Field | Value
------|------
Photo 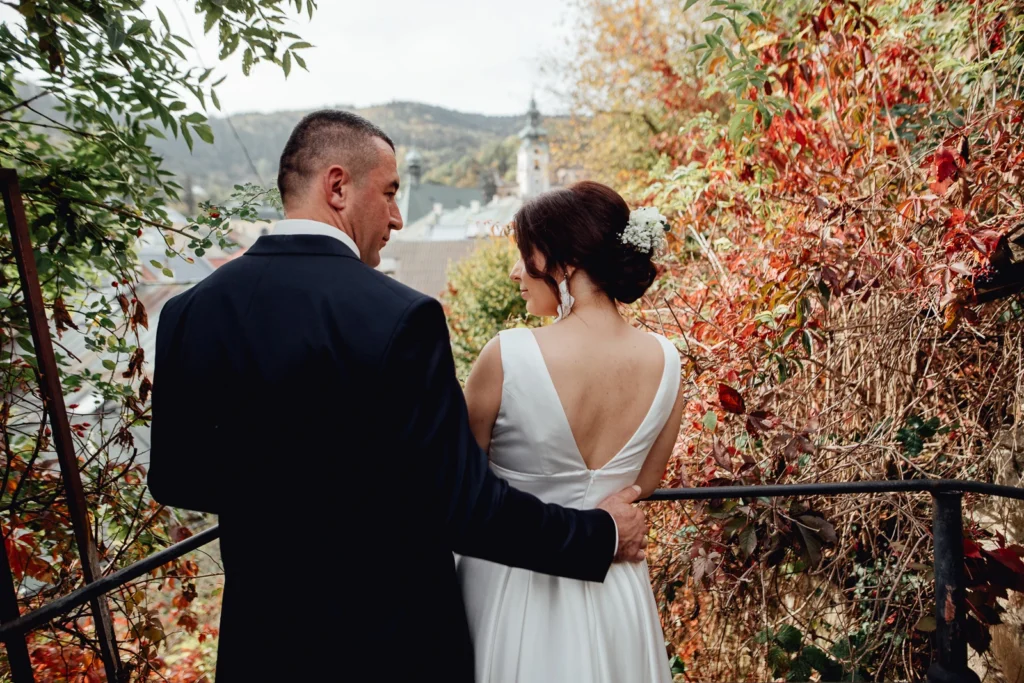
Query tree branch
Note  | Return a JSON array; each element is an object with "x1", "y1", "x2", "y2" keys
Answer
[{"x1": 0, "y1": 90, "x2": 52, "y2": 116}]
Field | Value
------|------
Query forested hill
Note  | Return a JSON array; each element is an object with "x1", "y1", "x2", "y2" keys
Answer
[{"x1": 148, "y1": 101, "x2": 527, "y2": 198}]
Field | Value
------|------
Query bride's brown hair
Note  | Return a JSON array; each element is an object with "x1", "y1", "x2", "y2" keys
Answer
[{"x1": 511, "y1": 181, "x2": 657, "y2": 304}]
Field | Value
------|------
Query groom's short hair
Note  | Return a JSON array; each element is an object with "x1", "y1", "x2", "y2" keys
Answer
[{"x1": 277, "y1": 110, "x2": 395, "y2": 205}]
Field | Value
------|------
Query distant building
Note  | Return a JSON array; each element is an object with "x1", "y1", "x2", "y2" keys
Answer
[
  {"x1": 381, "y1": 99, "x2": 560, "y2": 299},
  {"x1": 516, "y1": 98, "x2": 551, "y2": 199},
  {"x1": 396, "y1": 147, "x2": 486, "y2": 225}
]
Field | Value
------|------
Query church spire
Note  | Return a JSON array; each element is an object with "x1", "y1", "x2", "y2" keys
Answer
[
  {"x1": 516, "y1": 98, "x2": 550, "y2": 199},
  {"x1": 405, "y1": 147, "x2": 423, "y2": 187},
  {"x1": 518, "y1": 96, "x2": 547, "y2": 142}
]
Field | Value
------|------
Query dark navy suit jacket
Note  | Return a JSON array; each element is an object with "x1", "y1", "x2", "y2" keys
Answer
[{"x1": 149, "y1": 234, "x2": 615, "y2": 681}]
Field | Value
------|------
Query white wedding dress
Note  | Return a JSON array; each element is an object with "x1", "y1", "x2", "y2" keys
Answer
[{"x1": 458, "y1": 328, "x2": 680, "y2": 683}]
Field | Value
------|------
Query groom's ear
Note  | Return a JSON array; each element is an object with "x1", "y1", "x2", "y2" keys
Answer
[{"x1": 324, "y1": 164, "x2": 350, "y2": 211}]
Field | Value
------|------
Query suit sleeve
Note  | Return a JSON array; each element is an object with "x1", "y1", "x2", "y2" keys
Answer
[
  {"x1": 382, "y1": 297, "x2": 615, "y2": 582},
  {"x1": 148, "y1": 296, "x2": 223, "y2": 514}
]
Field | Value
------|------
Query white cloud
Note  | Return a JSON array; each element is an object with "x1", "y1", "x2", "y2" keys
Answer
[{"x1": 153, "y1": 0, "x2": 578, "y2": 116}]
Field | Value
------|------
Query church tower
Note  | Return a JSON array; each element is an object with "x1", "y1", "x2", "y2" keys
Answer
[
  {"x1": 516, "y1": 98, "x2": 550, "y2": 199},
  {"x1": 405, "y1": 147, "x2": 423, "y2": 187}
]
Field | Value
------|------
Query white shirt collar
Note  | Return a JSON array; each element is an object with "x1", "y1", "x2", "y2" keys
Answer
[{"x1": 271, "y1": 219, "x2": 360, "y2": 259}]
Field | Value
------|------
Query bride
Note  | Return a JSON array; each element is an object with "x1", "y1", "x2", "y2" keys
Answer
[{"x1": 459, "y1": 181, "x2": 685, "y2": 683}]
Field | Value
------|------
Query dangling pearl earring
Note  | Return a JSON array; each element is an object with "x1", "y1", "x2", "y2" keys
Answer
[{"x1": 556, "y1": 273, "x2": 574, "y2": 321}]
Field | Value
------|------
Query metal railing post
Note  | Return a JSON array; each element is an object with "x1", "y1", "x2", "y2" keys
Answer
[
  {"x1": 927, "y1": 492, "x2": 980, "y2": 683},
  {"x1": 0, "y1": 169, "x2": 122, "y2": 681},
  {"x1": 0, "y1": 521, "x2": 35, "y2": 682}
]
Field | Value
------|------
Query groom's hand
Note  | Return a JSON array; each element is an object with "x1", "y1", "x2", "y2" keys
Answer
[{"x1": 597, "y1": 485, "x2": 648, "y2": 563}]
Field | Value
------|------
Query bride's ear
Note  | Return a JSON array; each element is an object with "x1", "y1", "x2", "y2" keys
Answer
[{"x1": 564, "y1": 266, "x2": 576, "y2": 281}]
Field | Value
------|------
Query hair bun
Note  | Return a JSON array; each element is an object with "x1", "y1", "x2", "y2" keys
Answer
[{"x1": 603, "y1": 245, "x2": 657, "y2": 304}]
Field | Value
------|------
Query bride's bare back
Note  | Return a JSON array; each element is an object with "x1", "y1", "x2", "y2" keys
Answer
[
  {"x1": 531, "y1": 323, "x2": 665, "y2": 470},
  {"x1": 466, "y1": 314, "x2": 684, "y2": 497}
]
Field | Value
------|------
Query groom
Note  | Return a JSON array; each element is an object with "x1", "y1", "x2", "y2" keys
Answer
[{"x1": 148, "y1": 110, "x2": 647, "y2": 681}]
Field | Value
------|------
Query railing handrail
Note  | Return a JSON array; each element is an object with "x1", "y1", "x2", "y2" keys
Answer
[
  {"x1": 646, "y1": 478, "x2": 1024, "y2": 501},
  {"x1": 0, "y1": 525, "x2": 221, "y2": 641},
  {"x1": 0, "y1": 477, "x2": 1020, "y2": 644}
]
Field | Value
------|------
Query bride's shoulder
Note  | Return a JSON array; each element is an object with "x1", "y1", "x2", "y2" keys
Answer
[
  {"x1": 465, "y1": 335, "x2": 503, "y2": 401},
  {"x1": 640, "y1": 330, "x2": 681, "y2": 362},
  {"x1": 470, "y1": 328, "x2": 528, "y2": 379}
]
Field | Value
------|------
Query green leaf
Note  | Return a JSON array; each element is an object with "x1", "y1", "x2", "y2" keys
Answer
[
  {"x1": 106, "y1": 22, "x2": 127, "y2": 51},
  {"x1": 739, "y1": 524, "x2": 757, "y2": 559},
  {"x1": 193, "y1": 123, "x2": 215, "y2": 145},
  {"x1": 15, "y1": 336, "x2": 35, "y2": 354},
  {"x1": 801, "y1": 646, "x2": 839, "y2": 675},
  {"x1": 776, "y1": 624, "x2": 803, "y2": 652},
  {"x1": 0, "y1": 295, "x2": 12, "y2": 309},
  {"x1": 128, "y1": 19, "x2": 152, "y2": 36},
  {"x1": 289, "y1": 41, "x2": 314, "y2": 50},
  {"x1": 211, "y1": 89, "x2": 221, "y2": 111},
  {"x1": 283, "y1": 51, "x2": 292, "y2": 77},
  {"x1": 787, "y1": 657, "x2": 812, "y2": 682},
  {"x1": 767, "y1": 645, "x2": 791, "y2": 676},
  {"x1": 161, "y1": 267, "x2": 174, "y2": 278},
  {"x1": 830, "y1": 637, "x2": 852, "y2": 660},
  {"x1": 746, "y1": 10, "x2": 766, "y2": 25},
  {"x1": 914, "y1": 616, "x2": 937, "y2": 632},
  {"x1": 669, "y1": 655, "x2": 685, "y2": 675},
  {"x1": 702, "y1": 410, "x2": 718, "y2": 431},
  {"x1": 203, "y1": 7, "x2": 223, "y2": 35},
  {"x1": 157, "y1": 8, "x2": 170, "y2": 33},
  {"x1": 182, "y1": 125, "x2": 195, "y2": 152},
  {"x1": 102, "y1": 359, "x2": 116, "y2": 371}
]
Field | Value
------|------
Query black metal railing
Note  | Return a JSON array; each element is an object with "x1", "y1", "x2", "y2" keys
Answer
[
  {"x1": 0, "y1": 479, "x2": 1021, "y2": 682},
  {"x1": 2, "y1": 168, "x2": 1022, "y2": 681}
]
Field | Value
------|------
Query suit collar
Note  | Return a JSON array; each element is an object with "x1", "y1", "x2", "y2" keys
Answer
[
  {"x1": 272, "y1": 218, "x2": 360, "y2": 256},
  {"x1": 244, "y1": 234, "x2": 362, "y2": 260}
]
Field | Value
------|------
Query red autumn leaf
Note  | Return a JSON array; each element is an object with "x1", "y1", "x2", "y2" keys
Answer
[
  {"x1": 985, "y1": 547, "x2": 1024, "y2": 574},
  {"x1": 712, "y1": 439, "x2": 733, "y2": 473},
  {"x1": 131, "y1": 299, "x2": 149, "y2": 331},
  {"x1": 970, "y1": 230, "x2": 1006, "y2": 257},
  {"x1": 718, "y1": 384, "x2": 746, "y2": 414},
  {"x1": 896, "y1": 198, "x2": 916, "y2": 221},
  {"x1": 746, "y1": 410, "x2": 780, "y2": 436},
  {"x1": 946, "y1": 207, "x2": 967, "y2": 227},
  {"x1": 139, "y1": 376, "x2": 152, "y2": 403},
  {"x1": 963, "y1": 538, "x2": 983, "y2": 559},
  {"x1": 177, "y1": 612, "x2": 199, "y2": 634},
  {"x1": 934, "y1": 148, "x2": 958, "y2": 183},
  {"x1": 784, "y1": 434, "x2": 816, "y2": 459}
]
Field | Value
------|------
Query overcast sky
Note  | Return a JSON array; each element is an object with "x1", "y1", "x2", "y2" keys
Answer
[{"x1": 150, "y1": 0, "x2": 580, "y2": 117}]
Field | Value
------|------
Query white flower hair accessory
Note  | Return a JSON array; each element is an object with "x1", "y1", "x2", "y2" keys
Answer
[{"x1": 621, "y1": 206, "x2": 670, "y2": 255}]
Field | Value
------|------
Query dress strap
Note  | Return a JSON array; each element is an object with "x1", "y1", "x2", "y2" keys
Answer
[{"x1": 652, "y1": 334, "x2": 682, "y2": 423}]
